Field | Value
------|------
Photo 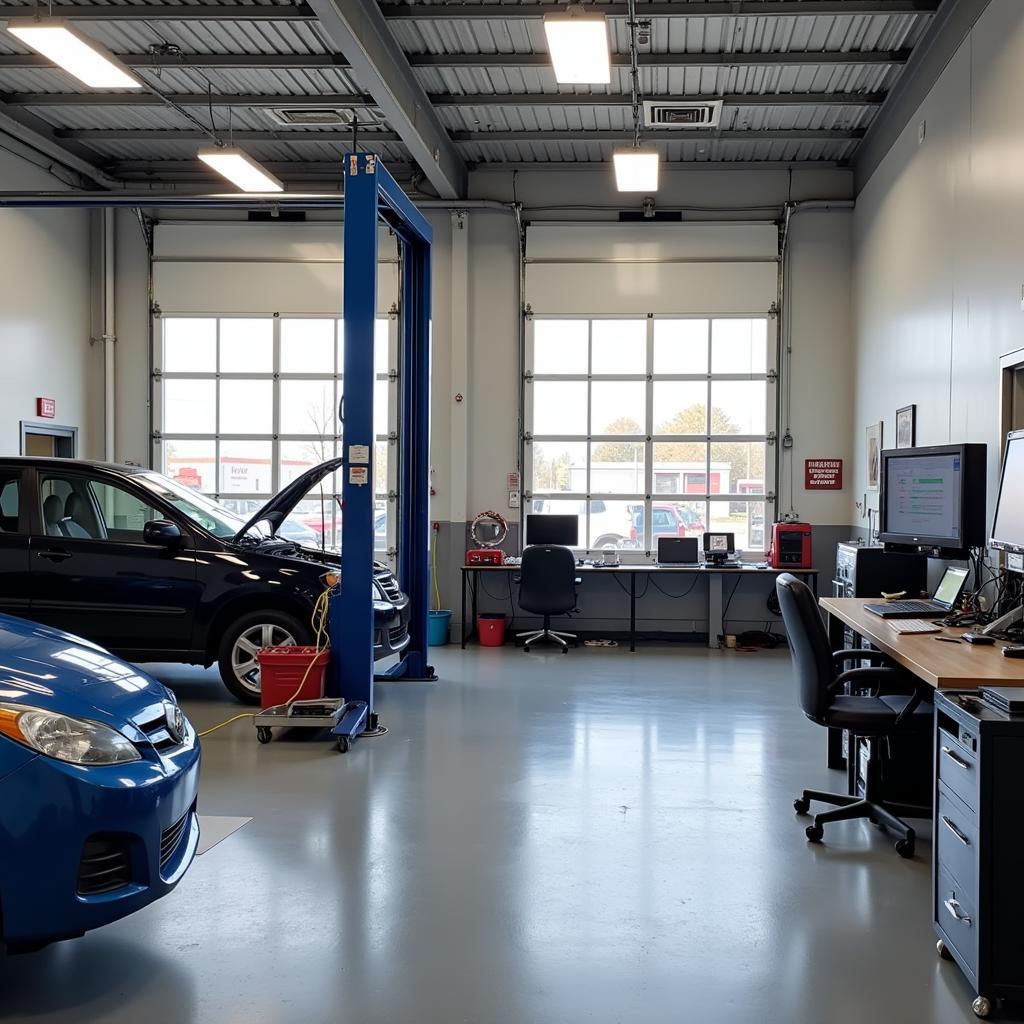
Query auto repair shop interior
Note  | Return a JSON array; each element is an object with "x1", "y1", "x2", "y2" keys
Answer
[{"x1": 6, "y1": 1, "x2": 1024, "y2": 1022}]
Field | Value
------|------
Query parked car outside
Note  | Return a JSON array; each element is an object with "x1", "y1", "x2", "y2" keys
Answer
[
  {"x1": 0, "y1": 613, "x2": 200, "y2": 953},
  {"x1": 0, "y1": 457, "x2": 410, "y2": 703},
  {"x1": 630, "y1": 504, "x2": 707, "y2": 546}
]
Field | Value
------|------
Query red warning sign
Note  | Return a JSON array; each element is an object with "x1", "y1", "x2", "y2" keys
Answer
[{"x1": 805, "y1": 459, "x2": 843, "y2": 490}]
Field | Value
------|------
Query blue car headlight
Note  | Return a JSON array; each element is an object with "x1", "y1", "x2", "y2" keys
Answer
[{"x1": 0, "y1": 703, "x2": 141, "y2": 766}]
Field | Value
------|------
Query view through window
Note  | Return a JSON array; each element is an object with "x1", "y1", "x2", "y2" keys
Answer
[{"x1": 526, "y1": 317, "x2": 773, "y2": 553}]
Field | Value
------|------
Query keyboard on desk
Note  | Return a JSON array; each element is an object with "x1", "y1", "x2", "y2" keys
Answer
[
  {"x1": 864, "y1": 599, "x2": 945, "y2": 618},
  {"x1": 890, "y1": 618, "x2": 944, "y2": 635}
]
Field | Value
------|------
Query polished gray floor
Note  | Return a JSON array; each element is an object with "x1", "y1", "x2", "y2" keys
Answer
[{"x1": 1, "y1": 646, "x2": 987, "y2": 1023}]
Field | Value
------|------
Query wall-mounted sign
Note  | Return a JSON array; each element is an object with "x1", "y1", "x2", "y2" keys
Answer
[
  {"x1": 805, "y1": 458, "x2": 843, "y2": 490},
  {"x1": 36, "y1": 397, "x2": 56, "y2": 419}
]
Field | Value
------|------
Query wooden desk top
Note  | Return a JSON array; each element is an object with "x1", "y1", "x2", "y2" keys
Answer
[{"x1": 819, "y1": 597, "x2": 1024, "y2": 690}]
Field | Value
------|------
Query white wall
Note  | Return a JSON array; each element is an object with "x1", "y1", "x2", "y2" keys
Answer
[
  {"x1": 853, "y1": 0, "x2": 1024, "y2": 529},
  {"x1": 0, "y1": 148, "x2": 97, "y2": 456}
]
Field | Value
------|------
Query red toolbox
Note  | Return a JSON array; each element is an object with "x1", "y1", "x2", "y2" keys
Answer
[{"x1": 257, "y1": 646, "x2": 330, "y2": 710}]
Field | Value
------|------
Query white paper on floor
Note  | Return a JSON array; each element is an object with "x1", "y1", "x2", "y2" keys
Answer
[{"x1": 196, "y1": 815, "x2": 252, "y2": 856}]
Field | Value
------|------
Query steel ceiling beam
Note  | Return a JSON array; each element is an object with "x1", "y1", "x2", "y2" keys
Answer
[
  {"x1": 380, "y1": 1, "x2": 940, "y2": 17},
  {"x1": 1, "y1": 92, "x2": 375, "y2": 108},
  {"x1": 58, "y1": 128, "x2": 403, "y2": 141},
  {"x1": 304, "y1": 0, "x2": 466, "y2": 197},
  {"x1": 0, "y1": 53, "x2": 353, "y2": 69},
  {"x1": 0, "y1": 2, "x2": 320, "y2": 19},
  {"x1": 408, "y1": 50, "x2": 912, "y2": 68}
]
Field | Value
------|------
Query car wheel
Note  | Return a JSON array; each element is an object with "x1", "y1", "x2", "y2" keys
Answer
[
  {"x1": 593, "y1": 534, "x2": 623, "y2": 549},
  {"x1": 217, "y1": 610, "x2": 311, "y2": 705}
]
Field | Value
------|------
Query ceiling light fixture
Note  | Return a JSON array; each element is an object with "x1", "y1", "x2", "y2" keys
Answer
[
  {"x1": 6, "y1": 18, "x2": 141, "y2": 89},
  {"x1": 613, "y1": 0, "x2": 659, "y2": 194},
  {"x1": 543, "y1": 3, "x2": 610, "y2": 85},
  {"x1": 197, "y1": 146, "x2": 284, "y2": 193}
]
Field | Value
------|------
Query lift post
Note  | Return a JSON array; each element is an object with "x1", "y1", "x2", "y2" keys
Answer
[{"x1": 327, "y1": 153, "x2": 434, "y2": 735}]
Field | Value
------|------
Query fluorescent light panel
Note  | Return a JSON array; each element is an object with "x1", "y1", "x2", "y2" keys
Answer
[
  {"x1": 6, "y1": 19, "x2": 140, "y2": 89},
  {"x1": 197, "y1": 147, "x2": 284, "y2": 193},
  {"x1": 543, "y1": 5, "x2": 609, "y2": 85},
  {"x1": 613, "y1": 149, "x2": 659, "y2": 192}
]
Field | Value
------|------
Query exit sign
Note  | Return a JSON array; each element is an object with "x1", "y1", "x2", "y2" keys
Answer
[{"x1": 36, "y1": 397, "x2": 56, "y2": 419}]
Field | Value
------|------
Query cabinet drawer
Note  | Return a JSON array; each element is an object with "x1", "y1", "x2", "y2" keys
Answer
[
  {"x1": 936, "y1": 865, "x2": 979, "y2": 979},
  {"x1": 937, "y1": 735, "x2": 979, "y2": 812},
  {"x1": 936, "y1": 787, "x2": 978, "y2": 899}
]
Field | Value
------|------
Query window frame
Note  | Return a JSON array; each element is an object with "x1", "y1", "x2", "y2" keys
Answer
[{"x1": 524, "y1": 313, "x2": 776, "y2": 560}]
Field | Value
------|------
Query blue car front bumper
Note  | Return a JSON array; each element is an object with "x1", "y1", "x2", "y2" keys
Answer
[{"x1": 0, "y1": 736, "x2": 201, "y2": 947}]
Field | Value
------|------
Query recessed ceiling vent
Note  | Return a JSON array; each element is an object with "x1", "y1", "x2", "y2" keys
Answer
[
  {"x1": 267, "y1": 107, "x2": 365, "y2": 127},
  {"x1": 643, "y1": 99, "x2": 723, "y2": 128}
]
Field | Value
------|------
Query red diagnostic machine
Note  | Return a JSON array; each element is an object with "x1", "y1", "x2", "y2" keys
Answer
[{"x1": 770, "y1": 522, "x2": 813, "y2": 570}]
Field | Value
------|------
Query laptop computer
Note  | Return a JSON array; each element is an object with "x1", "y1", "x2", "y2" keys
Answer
[
  {"x1": 657, "y1": 536, "x2": 699, "y2": 566},
  {"x1": 864, "y1": 566, "x2": 969, "y2": 619}
]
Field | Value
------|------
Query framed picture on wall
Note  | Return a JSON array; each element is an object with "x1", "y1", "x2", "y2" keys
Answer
[
  {"x1": 896, "y1": 405, "x2": 916, "y2": 449},
  {"x1": 866, "y1": 422, "x2": 883, "y2": 491}
]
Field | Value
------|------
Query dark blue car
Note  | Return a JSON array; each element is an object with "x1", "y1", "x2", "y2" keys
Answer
[{"x1": 0, "y1": 614, "x2": 200, "y2": 953}]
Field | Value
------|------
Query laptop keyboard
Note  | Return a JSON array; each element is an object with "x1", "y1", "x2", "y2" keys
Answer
[{"x1": 880, "y1": 600, "x2": 939, "y2": 614}]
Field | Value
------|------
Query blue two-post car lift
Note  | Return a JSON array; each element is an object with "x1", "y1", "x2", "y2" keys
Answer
[{"x1": 326, "y1": 153, "x2": 436, "y2": 750}]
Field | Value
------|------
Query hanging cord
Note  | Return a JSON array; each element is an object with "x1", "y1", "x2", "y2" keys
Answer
[
  {"x1": 627, "y1": 0, "x2": 643, "y2": 151},
  {"x1": 431, "y1": 531, "x2": 442, "y2": 611}
]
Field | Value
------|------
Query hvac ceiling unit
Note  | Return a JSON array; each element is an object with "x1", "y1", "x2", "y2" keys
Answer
[
  {"x1": 643, "y1": 99, "x2": 723, "y2": 128},
  {"x1": 267, "y1": 107, "x2": 375, "y2": 127}
]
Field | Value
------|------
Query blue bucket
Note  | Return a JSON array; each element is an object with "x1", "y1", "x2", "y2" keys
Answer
[{"x1": 427, "y1": 609, "x2": 452, "y2": 647}]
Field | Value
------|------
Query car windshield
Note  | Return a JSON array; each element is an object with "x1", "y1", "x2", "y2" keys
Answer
[{"x1": 134, "y1": 472, "x2": 266, "y2": 540}]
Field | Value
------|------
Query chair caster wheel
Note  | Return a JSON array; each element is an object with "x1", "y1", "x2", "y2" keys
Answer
[
  {"x1": 937, "y1": 940, "x2": 954, "y2": 961},
  {"x1": 805, "y1": 823, "x2": 824, "y2": 844},
  {"x1": 794, "y1": 797, "x2": 810, "y2": 815},
  {"x1": 561, "y1": 648, "x2": 568, "y2": 654},
  {"x1": 972, "y1": 996, "x2": 992, "y2": 1019},
  {"x1": 895, "y1": 838, "x2": 915, "y2": 859},
  {"x1": 256, "y1": 727, "x2": 272, "y2": 745},
  {"x1": 335, "y1": 736, "x2": 350, "y2": 753}
]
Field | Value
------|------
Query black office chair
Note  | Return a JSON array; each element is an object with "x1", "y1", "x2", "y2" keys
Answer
[
  {"x1": 776, "y1": 573, "x2": 933, "y2": 858},
  {"x1": 515, "y1": 544, "x2": 580, "y2": 653}
]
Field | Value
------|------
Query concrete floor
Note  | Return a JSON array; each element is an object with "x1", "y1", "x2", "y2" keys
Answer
[{"x1": 0, "y1": 645, "x2": 990, "y2": 1023}]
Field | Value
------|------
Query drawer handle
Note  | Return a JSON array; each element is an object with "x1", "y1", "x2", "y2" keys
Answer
[
  {"x1": 941, "y1": 746, "x2": 971, "y2": 771},
  {"x1": 944, "y1": 898, "x2": 973, "y2": 927},
  {"x1": 942, "y1": 815, "x2": 971, "y2": 847}
]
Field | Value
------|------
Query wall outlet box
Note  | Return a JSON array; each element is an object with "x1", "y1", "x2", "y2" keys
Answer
[{"x1": 508, "y1": 490, "x2": 520, "y2": 509}]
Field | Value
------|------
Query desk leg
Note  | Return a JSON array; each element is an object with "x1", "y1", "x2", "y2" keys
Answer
[
  {"x1": 470, "y1": 571, "x2": 479, "y2": 645},
  {"x1": 461, "y1": 570, "x2": 468, "y2": 649},
  {"x1": 630, "y1": 574, "x2": 636, "y2": 653},
  {"x1": 826, "y1": 607, "x2": 846, "y2": 771},
  {"x1": 708, "y1": 573, "x2": 723, "y2": 650}
]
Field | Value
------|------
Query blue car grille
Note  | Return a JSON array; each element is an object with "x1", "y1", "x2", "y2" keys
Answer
[
  {"x1": 78, "y1": 834, "x2": 132, "y2": 896},
  {"x1": 160, "y1": 810, "x2": 190, "y2": 870},
  {"x1": 135, "y1": 708, "x2": 182, "y2": 752}
]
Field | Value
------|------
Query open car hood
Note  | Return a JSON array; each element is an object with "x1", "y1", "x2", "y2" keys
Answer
[{"x1": 233, "y1": 457, "x2": 345, "y2": 542}]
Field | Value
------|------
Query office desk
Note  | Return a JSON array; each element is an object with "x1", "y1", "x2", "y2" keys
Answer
[{"x1": 461, "y1": 564, "x2": 818, "y2": 652}]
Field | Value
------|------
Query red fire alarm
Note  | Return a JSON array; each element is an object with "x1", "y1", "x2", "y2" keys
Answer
[{"x1": 36, "y1": 397, "x2": 56, "y2": 419}]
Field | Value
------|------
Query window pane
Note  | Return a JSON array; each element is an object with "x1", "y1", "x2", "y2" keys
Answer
[
  {"x1": 711, "y1": 319, "x2": 767, "y2": 375},
  {"x1": 280, "y1": 380, "x2": 337, "y2": 435},
  {"x1": 375, "y1": 319, "x2": 389, "y2": 376},
  {"x1": 0, "y1": 472, "x2": 19, "y2": 532},
  {"x1": 375, "y1": 443, "x2": 388, "y2": 497},
  {"x1": 526, "y1": 499, "x2": 583, "y2": 546},
  {"x1": 653, "y1": 442, "x2": 709, "y2": 495},
  {"x1": 164, "y1": 379, "x2": 215, "y2": 434},
  {"x1": 591, "y1": 320, "x2": 646, "y2": 374},
  {"x1": 531, "y1": 440, "x2": 586, "y2": 493},
  {"x1": 164, "y1": 440, "x2": 216, "y2": 493},
  {"x1": 590, "y1": 442, "x2": 644, "y2": 493},
  {"x1": 589, "y1": 499, "x2": 637, "y2": 550},
  {"x1": 287, "y1": 496, "x2": 340, "y2": 552},
  {"x1": 374, "y1": 503, "x2": 388, "y2": 552},
  {"x1": 711, "y1": 381, "x2": 766, "y2": 435},
  {"x1": 591, "y1": 381, "x2": 644, "y2": 433},
  {"x1": 375, "y1": 379, "x2": 388, "y2": 436},
  {"x1": 164, "y1": 318, "x2": 215, "y2": 373},
  {"x1": 653, "y1": 319, "x2": 708, "y2": 374},
  {"x1": 652, "y1": 382, "x2": 707, "y2": 434},
  {"x1": 219, "y1": 440, "x2": 273, "y2": 494},
  {"x1": 279, "y1": 439, "x2": 334, "y2": 487},
  {"x1": 86, "y1": 479, "x2": 162, "y2": 543},
  {"x1": 709, "y1": 500, "x2": 766, "y2": 552},
  {"x1": 220, "y1": 380, "x2": 273, "y2": 434},
  {"x1": 533, "y1": 381, "x2": 588, "y2": 435},
  {"x1": 220, "y1": 318, "x2": 272, "y2": 373},
  {"x1": 633, "y1": 500, "x2": 707, "y2": 549},
  {"x1": 533, "y1": 319, "x2": 588, "y2": 374},
  {"x1": 710, "y1": 442, "x2": 766, "y2": 496},
  {"x1": 282, "y1": 318, "x2": 334, "y2": 373}
]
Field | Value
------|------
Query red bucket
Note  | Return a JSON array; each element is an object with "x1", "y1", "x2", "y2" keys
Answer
[
  {"x1": 478, "y1": 613, "x2": 507, "y2": 647},
  {"x1": 257, "y1": 646, "x2": 330, "y2": 709}
]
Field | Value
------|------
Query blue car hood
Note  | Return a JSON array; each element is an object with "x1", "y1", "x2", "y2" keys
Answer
[{"x1": 0, "y1": 614, "x2": 172, "y2": 730}]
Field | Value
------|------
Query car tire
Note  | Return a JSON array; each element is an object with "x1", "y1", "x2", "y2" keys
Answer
[
  {"x1": 217, "y1": 609, "x2": 312, "y2": 705},
  {"x1": 593, "y1": 534, "x2": 623, "y2": 548}
]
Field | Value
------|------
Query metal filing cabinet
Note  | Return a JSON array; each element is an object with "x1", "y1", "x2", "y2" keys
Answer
[{"x1": 933, "y1": 691, "x2": 1024, "y2": 1019}]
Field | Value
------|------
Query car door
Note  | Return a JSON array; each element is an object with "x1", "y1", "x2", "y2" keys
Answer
[
  {"x1": 0, "y1": 467, "x2": 31, "y2": 618},
  {"x1": 652, "y1": 508, "x2": 674, "y2": 539},
  {"x1": 29, "y1": 469, "x2": 200, "y2": 658}
]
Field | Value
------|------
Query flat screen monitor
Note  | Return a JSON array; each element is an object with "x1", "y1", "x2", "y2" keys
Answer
[
  {"x1": 703, "y1": 532, "x2": 735, "y2": 555},
  {"x1": 991, "y1": 430, "x2": 1024, "y2": 554},
  {"x1": 657, "y1": 536, "x2": 699, "y2": 565},
  {"x1": 526, "y1": 513, "x2": 578, "y2": 547},
  {"x1": 879, "y1": 444, "x2": 986, "y2": 556}
]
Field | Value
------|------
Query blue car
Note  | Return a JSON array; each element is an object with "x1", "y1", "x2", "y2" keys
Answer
[{"x1": 0, "y1": 614, "x2": 201, "y2": 952}]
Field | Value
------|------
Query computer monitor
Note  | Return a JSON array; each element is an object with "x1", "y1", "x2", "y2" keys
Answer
[
  {"x1": 990, "y1": 430, "x2": 1024, "y2": 557},
  {"x1": 878, "y1": 444, "x2": 986, "y2": 557},
  {"x1": 657, "y1": 536, "x2": 699, "y2": 565},
  {"x1": 703, "y1": 532, "x2": 735, "y2": 555},
  {"x1": 526, "y1": 513, "x2": 578, "y2": 547}
]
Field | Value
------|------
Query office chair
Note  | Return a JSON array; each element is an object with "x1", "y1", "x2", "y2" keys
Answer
[
  {"x1": 515, "y1": 544, "x2": 580, "y2": 653},
  {"x1": 776, "y1": 573, "x2": 933, "y2": 858}
]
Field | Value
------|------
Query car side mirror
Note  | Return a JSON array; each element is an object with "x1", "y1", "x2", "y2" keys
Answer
[{"x1": 143, "y1": 519, "x2": 182, "y2": 547}]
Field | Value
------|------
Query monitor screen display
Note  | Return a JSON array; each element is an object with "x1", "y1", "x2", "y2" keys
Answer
[
  {"x1": 992, "y1": 433, "x2": 1024, "y2": 551},
  {"x1": 883, "y1": 452, "x2": 963, "y2": 544},
  {"x1": 934, "y1": 567, "x2": 969, "y2": 607},
  {"x1": 704, "y1": 532, "x2": 734, "y2": 553},
  {"x1": 526, "y1": 513, "x2": 579, "y2": 547}
]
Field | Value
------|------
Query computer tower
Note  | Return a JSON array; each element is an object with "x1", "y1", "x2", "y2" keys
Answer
[{"x1": 834, "y1": 542, "x2": 927, "y2": 600}]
